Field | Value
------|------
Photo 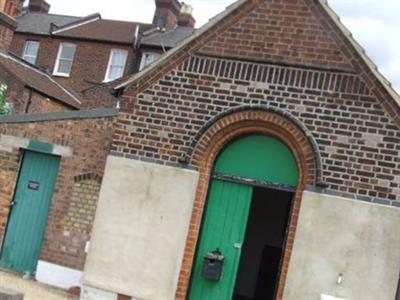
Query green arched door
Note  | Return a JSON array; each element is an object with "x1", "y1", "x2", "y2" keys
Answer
[{"x1": 188, "y1": 135, "x2": 298, "y2": 300}]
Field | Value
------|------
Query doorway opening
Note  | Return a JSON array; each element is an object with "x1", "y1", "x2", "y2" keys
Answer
[
  {"x1": 187, "y1": 134, "x2": 299, "y2": 300},
  {"x1": 233, "y1": 187, "x2": 293, "y2": 300}
]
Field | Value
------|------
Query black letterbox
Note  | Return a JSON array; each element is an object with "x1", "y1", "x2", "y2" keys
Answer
[{"x1": 202, "y1": 249, "x2": 224, "y2": 281}]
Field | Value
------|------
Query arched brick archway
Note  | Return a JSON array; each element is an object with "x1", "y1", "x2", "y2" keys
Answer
[{"x1": 175, "y1": 108, "x2": 322, "y2": 300}]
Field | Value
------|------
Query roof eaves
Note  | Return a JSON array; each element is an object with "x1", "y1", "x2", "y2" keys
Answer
[
  {"x1": 319, "y1": 0, "x2": 400, "y2": 107},
  {"x1": 51, "y1": 13, "x2": 101, "y2": 34},
  {"x1": 0, "y1": 51, "x2": 82, "y2": 107},
  {"x1": 114, "y1": 0, "x2": 247, "y2": 90}
]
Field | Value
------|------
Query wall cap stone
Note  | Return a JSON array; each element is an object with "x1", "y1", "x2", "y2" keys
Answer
[{"x1": 0, "y1": 108, "x2": 118, "y2": 124}]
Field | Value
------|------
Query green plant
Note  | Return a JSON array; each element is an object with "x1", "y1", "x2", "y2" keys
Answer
[{"x1": 0, "y1": 82, "x2": 9, "y2": 114}]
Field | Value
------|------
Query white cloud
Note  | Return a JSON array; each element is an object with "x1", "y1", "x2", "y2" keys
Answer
[{"x1": 341, "y1": 17, "x2": 400, "y2": 90}]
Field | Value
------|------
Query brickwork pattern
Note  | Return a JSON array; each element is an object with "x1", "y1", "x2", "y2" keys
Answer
[
  {"x1": 27, "y1": 91, "x2": 70, "y2": 114},
  {"x1": 64, "y1": 177, "x2": 100, "y2": 235},
  {"x1": 115, "y1": 55, "x2": 400, "y2": 204},
  {"x1": 0, "y1": 23, "x2": 13, "y2": 49},
  {"x1": 0, "y1": 116, "x2": 115, "y2": 270},
  {"x1": 60, "y1": 177, "x2": 100, "y2": 268},
  {"x1": 0, "y1": 148, "x2": 19, "y2": 246},
  {"x1": 200, "y1": 0, "x2": 354, "y2": 70},
  {"x1": 111, "y1": 0, "x2": 400, "y2": 298},
  {"x1": 174, "y1": 110, "x2": 316, "y2": 300},
  {"x1": 115, "y1": 55, "x2": 400, "y2": 299}
]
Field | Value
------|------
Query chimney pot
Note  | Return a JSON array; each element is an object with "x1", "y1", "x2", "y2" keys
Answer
[
  {"x1": 180, "y1": 3, "x2": 193, "y2": 15},
  {"x1": 153, "y1": 0, "x2": 182, "y2": 30},
  {"x1": 177, "y1": 3, "x2": 195, "y2": 28},
  {"x1": 28, "y1": 0, "x2": 50, "y2": 13}
]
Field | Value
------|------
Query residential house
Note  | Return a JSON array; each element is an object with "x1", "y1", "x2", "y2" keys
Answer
[
  {"x1": 8, "y1": 0, "x2": 195, "y2": 110},
  {"x1": 0, "y1": 0, "x2": 195, "y2": 293}
]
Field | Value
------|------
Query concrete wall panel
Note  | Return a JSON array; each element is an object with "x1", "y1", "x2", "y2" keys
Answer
[
  {"x1": 82, "y1": 156, "x2": 199, "y2": 300},
  {"x1": 284, "y1": 191, "x2": 400, "y2": 300}
]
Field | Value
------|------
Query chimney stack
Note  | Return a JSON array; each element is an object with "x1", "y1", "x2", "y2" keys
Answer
[
  {"x1": 177, "y1": 3, "x2": 195, "y2": 28},
  {"x1": 153, "y1": 0, "x2": 181, "y2": 30},
  {"x1": 1, "y1": 0, "x2": 23, "y2": 16},
  {"x1": 28, "y1": 0, "x2": 50, "y2": 13},
  {"x1": 0, "y1": 0, "x2": 18, "y2": 50}
]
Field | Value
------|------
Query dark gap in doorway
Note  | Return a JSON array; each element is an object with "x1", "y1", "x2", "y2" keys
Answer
[{"x1": 233, "y1": 187, "x2": 293, "y2": 300}]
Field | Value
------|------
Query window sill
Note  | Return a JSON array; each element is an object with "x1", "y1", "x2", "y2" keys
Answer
[
  {"x1": 103, "y1": 77, "x2": 123, "y2": 83},
  {"x1": 52, "y1": 73, "x2": 71, "y2": 78}
]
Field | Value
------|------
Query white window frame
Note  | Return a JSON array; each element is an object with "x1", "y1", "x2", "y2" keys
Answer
[
  {"x1": 22, "y1": 40, "x2": 40, "y2": 65},
  {"x1": 139, "y1": 52, "x2": 161, "y2": 71},
  {"x1": 104, "y1": 49, "x2": 128, "y2": 82},
  {"x1": 53, "y1": 43, "x2": 76, "y2": 77}
]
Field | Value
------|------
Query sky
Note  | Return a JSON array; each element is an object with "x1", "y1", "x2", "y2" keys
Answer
[{"x1": 44, "y1": 0, "x2": 400, "y2": 93}]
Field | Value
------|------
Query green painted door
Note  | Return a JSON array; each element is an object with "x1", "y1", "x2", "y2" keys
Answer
[
  {"x1": 188, "y1": 180, "x2": 253, "y2": 300},
  {"x1": 188, "y1": 135, "x2": 299, "y2": 299},
  {"x1": 0, "y1": 150, "x2": 60, "y2": 273}
]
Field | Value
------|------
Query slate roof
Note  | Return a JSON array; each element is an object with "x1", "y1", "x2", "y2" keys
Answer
[
  {"x1": 15, "y1": 12, "x2": 153, "y2": 44},
  {"x1": 141, "y1": 26, "x2": 195, "y2": 48},
  {"x1": 16, "y1": 12, "x2": 80, "y2": 35},
  {"x1": 55, "y1": 19, "x2": 153, "y2": 44},
  {"x1": 0, "y1": 51, "x2": 82, "y2": 109}
]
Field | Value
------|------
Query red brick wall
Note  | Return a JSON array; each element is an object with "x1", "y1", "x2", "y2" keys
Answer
[
  {"x1": 115, "y1": 55, "x2": 400, "y2": 204},
  {"x1": 112, "y1": 1, "x2": 400, "y2": 297},
  {"x1": 0, "y1": 68, "x2": 71, "y2": 113},
  {"x1": 0, "y1": 115, "x2": 115, "y2": 269},
  {"x1": 27, "y1": 91, "x2": 70, "y2": 114},
  {"x1": 199, "y1": 0, "x2": 353, "y2": 70},
  {"x1": 0, "y1": 148, "x2": 19, "y2": 245},
  {"x1": 0, "y1": 24, "x2": 12, "y2": 49},
  {"x1": 10, "y1": 34, "x2": 136, "y2": 93},
  {"x1": 114, "y1": 54, "x2": 400, "y2": 299},
  {"x1": 0, "y1": 12, "x2": 15, "y2": 50}
]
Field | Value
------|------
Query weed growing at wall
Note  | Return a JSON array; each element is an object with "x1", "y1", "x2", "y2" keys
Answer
[{"x1": 0, "y1": 83, "x2": 10, "y2": 114}]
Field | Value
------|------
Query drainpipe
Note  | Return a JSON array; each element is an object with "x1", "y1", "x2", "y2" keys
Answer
[{"x1": 24, "y1": 87, "x2": 33, "y2": 113}]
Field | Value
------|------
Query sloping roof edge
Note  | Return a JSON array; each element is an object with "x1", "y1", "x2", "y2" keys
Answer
[
  {"x1": 115, "y1": 0, "x2": 400, "y2": 109},
  {"x1": 0, "y1": 51, "x2": 82, "y2": 107},
  {"x1": 319, "y1": 0, "x2": 400, "y2": 106},
  {"x1": 51, "y1": 13, "x2": 101, "y2": 34},
  {"x1": 114, "y1": 0, "x2": 247, "y2": 90}
]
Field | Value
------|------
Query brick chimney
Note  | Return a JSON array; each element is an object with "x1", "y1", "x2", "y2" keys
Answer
[
  {"x1": 177, "y1": 3, "x2": 195, "y2": 28},
  {"x1": 0, "y1": 1, "x2": 17, "y2": 50},
  {"x1": 153, "y1": 0, "x2": 182, "y2": 30},
  {"x1": 28, "y1": 0, "x2": 50, "y2": 13},
  {"x1": 1, "y1": 0, "x2": 23, "y2": 16}
]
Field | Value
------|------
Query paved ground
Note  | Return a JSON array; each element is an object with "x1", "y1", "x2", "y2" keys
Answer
[{"x1": 0, "y1": 270, "x2": 77, "y2": 300}]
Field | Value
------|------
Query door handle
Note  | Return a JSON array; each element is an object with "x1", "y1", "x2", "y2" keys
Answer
[{"x1": 233, "y1": 243, "x2": 242, "y2": 249}]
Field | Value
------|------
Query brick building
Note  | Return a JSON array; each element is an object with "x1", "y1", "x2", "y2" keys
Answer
[
  {"x1": 8, "y1": 0, "x2": 195, "y2": 108},
  {"x1": 0, "y1": 0, "x2": 197, "y2": 293},
  {"x1": 80, "y1": 1, "x2": 400, "y2": 300},
  {"x1": 0, "y1": 0, "x2": 399, "y2": 300}
]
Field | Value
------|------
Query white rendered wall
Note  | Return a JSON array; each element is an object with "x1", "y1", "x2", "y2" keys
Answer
[
  {"x1": 283, "y1": 191, "x2": 400, "y2": 300},
  {"x1": 82, "y1": 156, "x2": 199, "y2": 300}
]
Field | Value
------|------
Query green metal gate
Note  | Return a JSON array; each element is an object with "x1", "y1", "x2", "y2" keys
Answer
[
  {"x1": 0, "y1": 150, "x2": 60, "y2": 274},
  {"x1": 188, "y1": 135, "x2": 298, "y2": 300}
]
